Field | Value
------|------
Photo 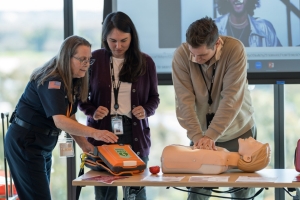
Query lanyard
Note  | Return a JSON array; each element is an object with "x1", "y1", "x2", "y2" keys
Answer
[
  {"x1": 110, "y1": 57, "x2": 121, "y2": 111},
  {"x1": 198, "y1": 62, "x2": 217, "y2": 109},
  {"x1": 66, "y1": 103, "x2": 72, "y2": 118}
]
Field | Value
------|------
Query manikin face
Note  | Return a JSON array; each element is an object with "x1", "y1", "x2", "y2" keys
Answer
[
  {"x1": 238, "y1": 137, "x2": 263, "y2": 162},
  {"x1": 107, "y1": 28, "x2": 131, "y2": 59},
  {"x1": 71, "y1": 45, "x2": 92, "y2": 78},
  {"x1": 229, "y1": 0, "x2": 248, "y2": 15}
]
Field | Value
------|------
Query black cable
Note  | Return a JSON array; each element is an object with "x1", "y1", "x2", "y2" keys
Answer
[
  {"x1": 170, "y1": 187, "x2": 265, "y2": 200},
  {"x1": 211, "y1": 187, "x2": 247, "y2": 194},
  {"x1": 283, "y1": 187, "x2": 297, "y2": 198}
]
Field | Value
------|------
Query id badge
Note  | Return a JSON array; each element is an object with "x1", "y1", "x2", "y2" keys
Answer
[
  {"x1": 58, "y1": 138, "x2": 74, "y2": 158},
  {"x1": 111, "y1": 116, "x2": 124, "y2": 135}
]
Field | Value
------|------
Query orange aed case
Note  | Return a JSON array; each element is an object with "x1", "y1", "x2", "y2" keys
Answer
[{"x1": 85, "y1": 144, "x2": 146, "y2": 176}]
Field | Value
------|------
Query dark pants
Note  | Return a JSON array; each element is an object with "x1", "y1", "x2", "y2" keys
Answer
[
  {"x1": 188, "y1": 126, "x2": 257, "y2": 200},
  {"x1": 95, "y1": 115, "x2": 148, "y2": 200},
  {"x1": 215, "y1": 126, "x2": 257, "y2": 151},
  {"x1": 4, "y1": 123, "x2": 58, "y2": 200}
]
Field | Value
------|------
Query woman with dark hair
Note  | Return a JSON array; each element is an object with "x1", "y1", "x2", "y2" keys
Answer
[
  {"x1": 4, "y1": 35, "x2": 118, "y2": 200},
  {"x1": 214, "y1": 0, "x2": 281, "y2": 47},
  {"x1": 78, "y1": 11, "x2": 160, "y2": 200}
]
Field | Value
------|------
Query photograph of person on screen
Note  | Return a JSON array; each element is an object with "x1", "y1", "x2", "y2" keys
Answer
[{"x1": 214, "y1": 0, "x2": 282, "y2": 47}]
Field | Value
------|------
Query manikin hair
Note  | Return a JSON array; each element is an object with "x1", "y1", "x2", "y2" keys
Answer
[{"x1": 237, "y1": 143, "x2": 271, "y2": 172}]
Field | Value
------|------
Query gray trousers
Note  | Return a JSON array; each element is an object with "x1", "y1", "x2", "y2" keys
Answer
[{"x1": 188, "y1": 126, "x2": 257, "y2": 200}]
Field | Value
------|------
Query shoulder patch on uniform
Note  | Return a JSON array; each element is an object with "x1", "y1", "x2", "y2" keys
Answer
[{"x1": 48, "y1": 81, "x2": 61, "y2": 89}]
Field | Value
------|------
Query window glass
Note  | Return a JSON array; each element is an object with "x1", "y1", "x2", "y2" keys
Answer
[
  {"x1": 0, "y1": 0, "x2": 64, "y2": 199},
  {"x1": 285, "y1": 84, "x2": 300, "y2": 168},
  {"x1": 73, "y1": 0, "x2": 103, "y2": 51},
  {"x1": 284, "y1": 84, "x2": 300, "y2": 199},
  {"x1": 250, "y1": 84, "x2": 275, "y2": 168},
  {"x1": 250, "y1": 84, "x2": 275, "y2": 199}
]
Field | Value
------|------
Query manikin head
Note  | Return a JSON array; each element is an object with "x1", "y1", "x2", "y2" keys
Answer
[{"x1": 237, "y1": 137, "x2": 271, "y2": 172}]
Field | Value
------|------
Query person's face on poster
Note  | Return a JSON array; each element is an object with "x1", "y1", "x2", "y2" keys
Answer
[{"x1": 229, "y1": 0, "x2": 248, "y2": 16}]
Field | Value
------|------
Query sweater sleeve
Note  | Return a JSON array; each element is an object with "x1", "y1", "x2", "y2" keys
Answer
[
  {"x1": 172, "y1": 44, "x2": 204, "y2": 143},
  {"x1": 205, "y1": 39, "x2": 248, "y2": 141}
]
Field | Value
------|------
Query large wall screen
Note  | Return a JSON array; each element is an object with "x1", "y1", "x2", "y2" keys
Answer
[{"x1": 113, "y1": 0, "x2": 300, "y2": 83}]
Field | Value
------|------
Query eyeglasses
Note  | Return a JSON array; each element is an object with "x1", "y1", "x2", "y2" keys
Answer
[{"x1": 73, "y1": 56, "x2": 95, "y2": 66}]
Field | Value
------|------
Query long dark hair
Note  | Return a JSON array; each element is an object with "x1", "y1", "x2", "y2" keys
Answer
[
  {"x1": 102, "y1": 11, "x2": 146, "y2": 83},
  {"x1": 216, "y1": 0, "x2": 260, "y2": 16},
  {"x1": 30, "y1": 35, "x2": 91, "y2": 104}
]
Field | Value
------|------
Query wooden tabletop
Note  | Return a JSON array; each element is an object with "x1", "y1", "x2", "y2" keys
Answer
[{"x1": 73, "y1": 168, "x2": 300, "y2": 188}]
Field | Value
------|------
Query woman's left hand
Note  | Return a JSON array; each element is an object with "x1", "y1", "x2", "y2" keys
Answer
[{"x1": 132, "y1": 106, "x2": 146, "y2": 120}]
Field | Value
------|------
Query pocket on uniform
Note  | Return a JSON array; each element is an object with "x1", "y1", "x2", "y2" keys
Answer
[{"x1": 23, "y1": 131, "x2": 37, "y2": 148}]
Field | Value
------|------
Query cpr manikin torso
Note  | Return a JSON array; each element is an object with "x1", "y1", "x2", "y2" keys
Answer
[{"x1": 161, "y1": 137, "x2": 271, "y2": 174}]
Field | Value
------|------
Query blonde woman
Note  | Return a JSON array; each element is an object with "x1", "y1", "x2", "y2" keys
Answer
[{"x1": 5, "y1": 35, "x2": 118, "y2": 200}]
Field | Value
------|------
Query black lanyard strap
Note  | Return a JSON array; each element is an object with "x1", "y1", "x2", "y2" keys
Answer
[
  {"x1": 110, "y1": 57, "x2": 121, "y2": 111},
  {"x1": 198, "y1": 62, "x2": 217, "y2": 106}
]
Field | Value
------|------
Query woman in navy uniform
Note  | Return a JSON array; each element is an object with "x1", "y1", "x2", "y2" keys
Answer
[{"x1": 4, "y1": 35, "x2": 118, "y2": 200}]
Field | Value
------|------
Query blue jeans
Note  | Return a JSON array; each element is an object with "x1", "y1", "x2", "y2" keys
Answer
[{"x1": 94, "y1": 156, "x2": 148, "y2": 200}]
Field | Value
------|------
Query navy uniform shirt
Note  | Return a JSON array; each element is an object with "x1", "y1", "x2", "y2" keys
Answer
[{"x1": 16, "y1": 77, "x2": 78, "y2": 131}]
